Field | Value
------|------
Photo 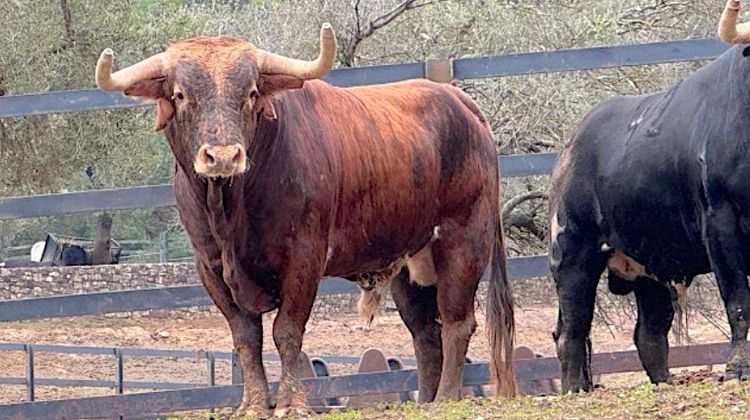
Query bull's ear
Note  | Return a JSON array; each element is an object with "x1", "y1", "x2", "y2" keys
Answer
[
  {"x1": 254, "y1": 75, "x2": 303, "y2": 120},
  {"x1": 253, "y1": 96, "x2": 278, "y2": 120},
  {"x1": 122, "y1": 78, "x2": 174, "y2": 131},
  {"x1": 154, "y1": 99, "x2": 174, "y2": 131},
  {"x1": 123, "y1": 78, "x2": 165, "y2": 99},
  {"x1": 258, "y1": 74, "x2": 304, "y2": 96}
]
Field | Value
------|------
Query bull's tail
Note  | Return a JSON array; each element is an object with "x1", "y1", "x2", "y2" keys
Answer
[{"x1": 487, "y1": 218, "x2": 517, "y2": 398}]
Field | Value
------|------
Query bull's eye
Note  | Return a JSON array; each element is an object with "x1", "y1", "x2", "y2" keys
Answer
[
  {"x1": 172, "y1": 92, "x2": 184, "y2": 101},
  {"x1": 249, "y1": 90, "x2": 258, "y2": 99}
]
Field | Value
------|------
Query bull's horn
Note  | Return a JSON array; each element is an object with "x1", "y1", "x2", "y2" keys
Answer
[
  {"x1": 718, "y1": 0, "x2": 750, "y2": 44},
  {"x1": 256, "y1": 23, "x2": 336, "y2": 79},
  {"x1": 96, "y1": 49, "x2": 167, "y2": 91}
]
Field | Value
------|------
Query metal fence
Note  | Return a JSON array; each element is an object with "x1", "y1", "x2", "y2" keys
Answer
[
  {"x1": 0, "y1": 38, "x2": 735, "y2": 418},
  {"x1": 0, "y1": 342, "x2": 380, "y2": 401},
  {"x1": 0, "y1": 341, "x2": 732, "y2": 420}
]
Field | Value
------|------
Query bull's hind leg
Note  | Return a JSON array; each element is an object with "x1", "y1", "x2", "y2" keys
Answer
[
  {"x1": 430, "y1": 220, "x2": 485, "y2": 400},
  {"x1": 391, "y1": 269, "x2": 443, "y2": 402},
  {"x1": 633, "y1": 278, "x2": 674, "y2": 384},
  {"x1": 704, "y1": 202, "x2": 750, "y2": 380},
  {"x1": 551, "y1": 219, "x2": 606, "y2": 393}
]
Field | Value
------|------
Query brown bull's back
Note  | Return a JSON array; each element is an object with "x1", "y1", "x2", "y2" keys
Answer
[{"x1": 266, "y1": 80, "x2": 498, "y2": 276}]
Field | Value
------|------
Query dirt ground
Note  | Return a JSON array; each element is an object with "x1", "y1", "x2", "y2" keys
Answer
[
  {"x1": 0, "y1": 291, "x2": 733, "y2": 406},
  {"x1": 318, "y1": 374, "x2": 750, "y2": 420}
]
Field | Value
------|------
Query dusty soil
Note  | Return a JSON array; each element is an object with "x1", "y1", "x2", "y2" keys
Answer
[{"x1": 0, "y1": 296, "x2": 732, "y2": 405}]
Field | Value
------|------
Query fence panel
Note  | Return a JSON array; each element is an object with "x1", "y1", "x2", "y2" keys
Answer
[{"x1": 0, "y1": 342, "x2": 731, "y2": 420}]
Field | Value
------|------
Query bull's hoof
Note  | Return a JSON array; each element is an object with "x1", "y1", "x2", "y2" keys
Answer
[
  {"x1": 725, "y1": 342, "x2": 750, "y2": 381},
  {"x1": 725, "y1": 363, "x2": 750, "y2": 381},
  {"x1": 562, "y1": 385, "x2": 590, "y2": 394},
  {"x1": 272, "y1": 405, "x2": 310, "y2": 418},
  {"x1": 231, "y1": 404, "x2": 271, "y2": 419},
  {"x1": 647, "y1": 372, "x2": 673, "y2": 385},
  {"x1": 561, "y1": 374, "x2": 594, "y2": 394}
]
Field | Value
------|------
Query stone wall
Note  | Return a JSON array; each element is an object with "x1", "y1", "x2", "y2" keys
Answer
[
  {"x1": 0, "y1": 263, "x2": 362, "y2": 318},
  {"x1": 0, "y1": 262, "x2": 522, "y2": 320},
  {"x1": 0, "y1": 263, "x2": 198, "y2": 300}
]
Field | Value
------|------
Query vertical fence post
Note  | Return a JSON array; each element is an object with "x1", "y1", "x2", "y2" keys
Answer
[
  {"x1": 206, "y1": 351, "x2": 216, "y2": 386},
  {"x1": 114, "y1": 348, "x2": 124, "y2": 394},
  {"x1": 207, "y1": 351, "x2": 216, "y2": 418},
  {"x1": 424, "y1": 58, "x2": 454, "y2": 83},
  {"x1": 159, "y1": 231, "x2": 169, "y2": 263},
  {"x1": 231, "y1": 350, "x2": 243, "y2": 384},
  {"x1": 25, "y1": 344, "x2": 34, "y2": 401}
]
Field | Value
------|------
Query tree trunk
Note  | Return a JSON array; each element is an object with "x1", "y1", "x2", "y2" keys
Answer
[{"x1": 91, "y1": 212, "x2": 114, "y2": 265}]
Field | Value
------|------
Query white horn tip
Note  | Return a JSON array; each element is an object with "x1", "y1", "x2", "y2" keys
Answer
[
  {"x1": 101, "y1": 48, "x2": 114, "y2": 57},
  {"x1": 321, "y1": 22, "x2": 332, "y2": 30}
]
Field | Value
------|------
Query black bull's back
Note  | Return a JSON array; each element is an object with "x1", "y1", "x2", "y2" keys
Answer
[{"x1": 550, "y1": 44, "x2": 750, "y2": 281}]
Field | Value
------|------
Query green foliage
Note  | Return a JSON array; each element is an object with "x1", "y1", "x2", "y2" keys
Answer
[{"x1": 0, "y1": 0, "x2": 732, "y2": 256}]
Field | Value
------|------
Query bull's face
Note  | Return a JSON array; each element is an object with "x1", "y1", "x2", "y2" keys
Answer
[{"x1": 95, "y1": 25, "x2": 336, "y2": 179}]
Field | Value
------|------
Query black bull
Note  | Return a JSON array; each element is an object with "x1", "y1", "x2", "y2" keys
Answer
[{"x1": 549, "y1": 44, "x2": 750, "y2": 392}]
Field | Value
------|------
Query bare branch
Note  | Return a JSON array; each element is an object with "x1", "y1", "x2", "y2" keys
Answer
[
  {"x1": 353, "y1": 0, "x2": 362, "y2": 37},
  {"x1": 501, "y1": 191, "x2": 548, "y2": 222},
  {"x1": 340, "y1": 0, "x2": 445, "y2": 66},
  {"x1": 60, "y1": 0, "x2": 74, "y2": 47},
  {"x1": 50, "y1": 0, "x2": 75, "y2": 54}
]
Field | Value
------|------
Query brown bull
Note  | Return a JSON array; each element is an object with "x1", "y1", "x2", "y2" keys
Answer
[{"x1": 96, "y1": 24, "x2": 515, "y2": 417}]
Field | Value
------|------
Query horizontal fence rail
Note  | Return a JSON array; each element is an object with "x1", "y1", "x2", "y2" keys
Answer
[
  {"x1": 0, "y1": 39, "x2": 729, "y2": 118},
  {"x1": 452, "y1": 38, "x2": 727, "y2": 79},
  {"x1": 0, "y1": 341, "x2": 398, "y2": 393},
  {"x1": 0, "y1": 153, "x2": 558, "y2": 220},
  {"x1": 0, "y1": 255, "x2": 549, "y2": 322},
  {"x1": 0, "y1": 342, "x2": 371, "y2": 364},
  {"x1": 0, "y1": 342, "x2": 731, "y2": 420}
]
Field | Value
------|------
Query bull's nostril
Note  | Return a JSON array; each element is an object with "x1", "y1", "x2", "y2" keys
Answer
[
  {"x1": 205, "y1": 152, "x2": 216, "y2": 166},
  {"x1": 231, "y1": 149, "x2": 242, "y2": 164}
]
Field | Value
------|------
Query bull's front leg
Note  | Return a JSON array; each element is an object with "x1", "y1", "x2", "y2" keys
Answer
[
  {"x1": 196, "y1": 262, "x2": 271, "y2": 418},
  {"x1": 271, "y1": 270, "x2": 320, "y2": 417},
  {"x1": 229, "y1": 312, "x2": 271, "y2": 418},
  {"x1": 704, "y1": 202, "x2": 750, "y2": 380}
]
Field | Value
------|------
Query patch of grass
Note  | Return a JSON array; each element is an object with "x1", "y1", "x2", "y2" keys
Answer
[
  {"x1": 319, "y1": 381, "x2": 750, "y2": 420},
  {"x1": 324, "y1": 409, "x2": 365, "y2": 420},
  {"x1": 164, "y1": 381, "x2": 750, "y2": 419}
]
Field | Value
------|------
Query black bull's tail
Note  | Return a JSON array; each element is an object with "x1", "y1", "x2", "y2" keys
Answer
[{"x1": 487, "y1": 218, "x2": 517, "y2": 398}]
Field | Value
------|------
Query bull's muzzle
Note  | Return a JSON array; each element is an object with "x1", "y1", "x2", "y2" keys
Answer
[{"x1": 194, "y1": 144, "x2": 247, "y2": 178}]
